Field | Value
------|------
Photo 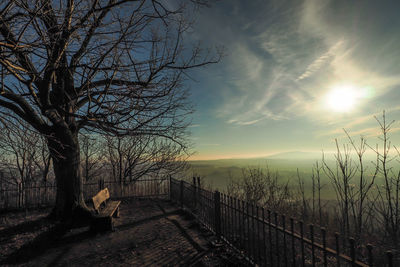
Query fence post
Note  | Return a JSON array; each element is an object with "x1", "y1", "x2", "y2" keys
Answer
[
  {"x1": 192, "y1": 177, "x2": 197, "y2": 210},
  {"x1": 387, "y1": 251, "x2": 393, "y2": 267},
  {"x1": 197, "y1": 176, "x2": 201, "y2": 189},
  {"x1": 169, "y1": 176, "x2": 172, "y2": 200},
  {"x1": 321, "y1": 227, "x2": 328, "y2": 267},
  {"x1": 180, "y1": 180, "x2": 184, "y2": 208},
  {"x1": 335, "y1": 232, "x2": 340, "y2": 267},
  {"x1": 214, "y1": 190, "x2": 221, "y2": 239},
  {"x1": 18, "y1": 182, "x2": 22, "y2": 208},
  {"x1": 366, "y1": 244, "x2": 373, "y2": 266},
  {"x1": 349, "y1": 238, "x2": 356, "y2": 267}
]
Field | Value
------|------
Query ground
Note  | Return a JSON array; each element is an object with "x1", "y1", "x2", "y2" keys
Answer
[{"x1": 0, "y1": 198, "x2": 247, "y2": 266}]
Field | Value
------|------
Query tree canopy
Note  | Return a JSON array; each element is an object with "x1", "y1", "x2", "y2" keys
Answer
[{"x1": 0, "y1": 0, "x2": 219, "y2": 146}]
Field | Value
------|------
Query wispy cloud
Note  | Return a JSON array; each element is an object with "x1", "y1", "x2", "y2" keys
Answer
[
  {"x1": 237, "y1": 119, "x2": 263, "y2": 126},
  {"x1": 194, "y1": 0, "x2": 400, "y2": 153},
  {"x1": 296, "y1": 40, "x2": 344, "y2": 81},
  {"x1": 316, "y1": 107, "x2": 400, "y2": 138}
]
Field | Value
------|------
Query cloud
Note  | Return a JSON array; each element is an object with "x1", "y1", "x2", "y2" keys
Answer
[
  {"x1": 315, "y1": 107, "x2": 400, "y2": 138},
  {"x1": 201, "y1": 0, "x2": 400, "y2": 134},
  {"x1": 296, "y1": 40, "x2": 344, "y2": 81},
  {"x1": 237, "y1": 119, "x2": 263, "y2": 126}
]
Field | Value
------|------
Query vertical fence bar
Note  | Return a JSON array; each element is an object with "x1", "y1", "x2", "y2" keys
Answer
[
  {"x1": 193, "y1": 177, "x2": 197, "y2": 211},
  {"x1": 252, "y1": 204, "x2": 256, "y2": 262},
  {"x1": 214, "y1": 190, "x2": 221, "y2": 239},
  {"x1": 225, "y1": 196, "x2": 228, "y2": 241},
  {"x1": 227, "y1": 194, "x2": 230, "y2": 238},
  {"x1": 234, "y1": 197, "x2": 238, "y2": 247},
  {"x1": 223, "y1": 195, "x2": 226, "y2": 240},
  {"x1": 169, "y1": 176, "x2": 172, "y2": 200},
  {"x1": 221, "y1": 194, "x2": 225, "y2": 237},
  {"x1": 275, "y1": 212, "x2": 280, "y2": 267},
  {"x1": 300, "y1": 221, "x2": 305, "y2": 267},
  {"x1": 227, "y1": 195, "x2": 230, "y2": 239},
  {"x1": 387, "y1": 250, "x2": 393, "y2": 267},
  {"x1": 282, "y1": 215, "x2": 287, "y2": 267},
  {"x1": 367, "y1": 244, "x2": 373, "y2": 267},
  {"x1": 246, "y1": 202, "x2": 250, "y2": 262},
  {"x1": 321, "y1": 227, "x2": 328, "y2": 267},
  {"x1": 226, "y1": 194, "x2": 229, "y2": 238},
  {"x1": 268, "y1": 210, "x2": 274, "y2": 267},
  {"x1": 180, "y1": 180, "x2": 184, "y2": 208},
  {"x1": 18, "y1": 182, "x2": 22, "y2": 208},
  {"x1": 263, "y1": 208, "x2": 267, "y2": 267},
  {"x1": 310, "y1": 224, "x2": 315, "y2": 267},
  {"x1": 335, "y1": 232, "x2": 340, "y2": 267},
  {"x1": 257, "y1": 206, "x2": 261, "y2": 264},
  {"x1": 290, "y1": 218, "x2": 296, "y2": 267},
  {"x1": 349, "y1": 238, "x2": 356, "y2": 267},
  {"x1": 227, "y1": 195, "x2": 230, "y2": 241},
  {"x1": 241, "y1": 200, "x2": 245, "y2": 251},
  {"x1": 232, "y1": 197, "x2": 236, "y2": 245}
]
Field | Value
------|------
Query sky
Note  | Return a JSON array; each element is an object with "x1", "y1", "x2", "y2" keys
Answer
[{"x1": 185, "y1": 0, "x2": 400, "y2": 160}]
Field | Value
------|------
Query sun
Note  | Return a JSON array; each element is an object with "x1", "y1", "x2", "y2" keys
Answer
[{"x1": 325, "y1": 85, "x2": 360, "y2": 112}]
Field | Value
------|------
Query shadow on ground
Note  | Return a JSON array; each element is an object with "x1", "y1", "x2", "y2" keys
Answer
[
  {"x1": 1, "y1": 221, "x2": 96, "y2": 265},
  {"x1": 0, "y1": 216, "x2": 49, "y2": 240},
  {"x1": 1, "y1": 199, "x2": 247, "y2": 266}
]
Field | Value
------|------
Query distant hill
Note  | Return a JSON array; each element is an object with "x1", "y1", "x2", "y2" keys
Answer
[{"x1": 265, "y1": 151, "x2": 324, "y2": 161}]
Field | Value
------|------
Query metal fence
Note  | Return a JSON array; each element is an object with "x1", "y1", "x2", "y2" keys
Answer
[
  {"x1": 170, "y1": 177, "x2": 395, "y2": 267},
  {"x1": 0, "y1": 177, "x2": 169, "y2": 210},
  {"x1": 1, "y1": 175, "x2": 396, "y2": 266}
]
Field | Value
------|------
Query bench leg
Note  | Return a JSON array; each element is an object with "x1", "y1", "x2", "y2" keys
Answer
[{"x1": 113, "y1": 206, "x2": 120, "y2": 218}]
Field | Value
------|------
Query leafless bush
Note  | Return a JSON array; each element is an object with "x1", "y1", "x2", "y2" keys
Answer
[{"x1": 227, "y1": 166, "x2": 296, "y2": 214}]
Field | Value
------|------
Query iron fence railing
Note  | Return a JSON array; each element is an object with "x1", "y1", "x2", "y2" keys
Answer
[
  {"x1": 170, "y1": 177, "x2": 396, "y2": 267},
  {"x1": 1, "y1": 175, "x2": 397, "y2": 266},
  {"x1": 0, "y1": 178, "x2": 169, "y2": 210}
]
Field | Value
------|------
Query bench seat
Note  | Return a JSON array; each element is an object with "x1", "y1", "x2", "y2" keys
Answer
[{"x1": 90, "y1": 188, "x2": 121, "y2": 232}]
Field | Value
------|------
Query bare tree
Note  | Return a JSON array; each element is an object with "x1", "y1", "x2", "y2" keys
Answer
[
  {"x1": 296, "y1": 168, "x2": 309, "y2": 222},
  {"x1": 0, "y1": 0, "x2": 220, "y2": 221},
  {"x1": 343, "y1": 130, "x2": 377, "y2": 243},
  {"x1": 323, "y1": 130, "x2": 379, "y2": 249},
  {"x1": 105, "y1": 132, "x2": 187, "y2": 184},
  {"x1": 227, "y1": 166, "x2": 294, "y2": 213},
  {"x1": 370, "y1": 112, "x2": 400, "y2": 250},
  {"x1": 79, "y1": 132, "x2": 105, "y2": 182},
  {"x1": 311, "y1": 161, "x2": 325, "y2": 225},
  {"x1": 323, "y1": 140, "x2": 357, "y2": 243},
  {"x1": 0, "y1": 118, "x2": 51, "y2": 188}
]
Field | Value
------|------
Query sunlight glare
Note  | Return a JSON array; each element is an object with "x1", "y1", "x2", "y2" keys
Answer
[{"x1": 325, "y1": 85, "x2": 360, "y2": 112}]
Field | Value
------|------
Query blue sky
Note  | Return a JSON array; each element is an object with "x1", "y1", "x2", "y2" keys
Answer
[{"x1": 185, "y1": 0, "x2": 400, "y2": 160}]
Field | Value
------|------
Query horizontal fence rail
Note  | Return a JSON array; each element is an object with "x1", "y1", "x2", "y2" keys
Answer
[
  {"x1": 170, "y1": 177, "x2": 395, "y2": 267},
  {"x1": 0, "y1": 178, "x2": 169, "y2": 210}
]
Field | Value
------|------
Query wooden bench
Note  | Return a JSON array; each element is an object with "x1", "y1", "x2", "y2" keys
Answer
[{"x1": 90, "y1": 188, "x2": 121, "y2": 232}]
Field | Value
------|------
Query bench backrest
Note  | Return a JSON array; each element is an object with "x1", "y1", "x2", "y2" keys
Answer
[{"x1": 92, "y1": 188, "x2": 110, "y2": 212}]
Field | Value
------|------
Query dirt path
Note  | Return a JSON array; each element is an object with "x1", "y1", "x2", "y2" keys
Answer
[{"x1": 1, "y1": 199, "x2": 246, "y2": 266}]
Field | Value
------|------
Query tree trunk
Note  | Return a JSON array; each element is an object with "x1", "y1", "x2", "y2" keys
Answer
[{"x1": 47, "y1": 128, "x2": 91, "y2": 223}]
